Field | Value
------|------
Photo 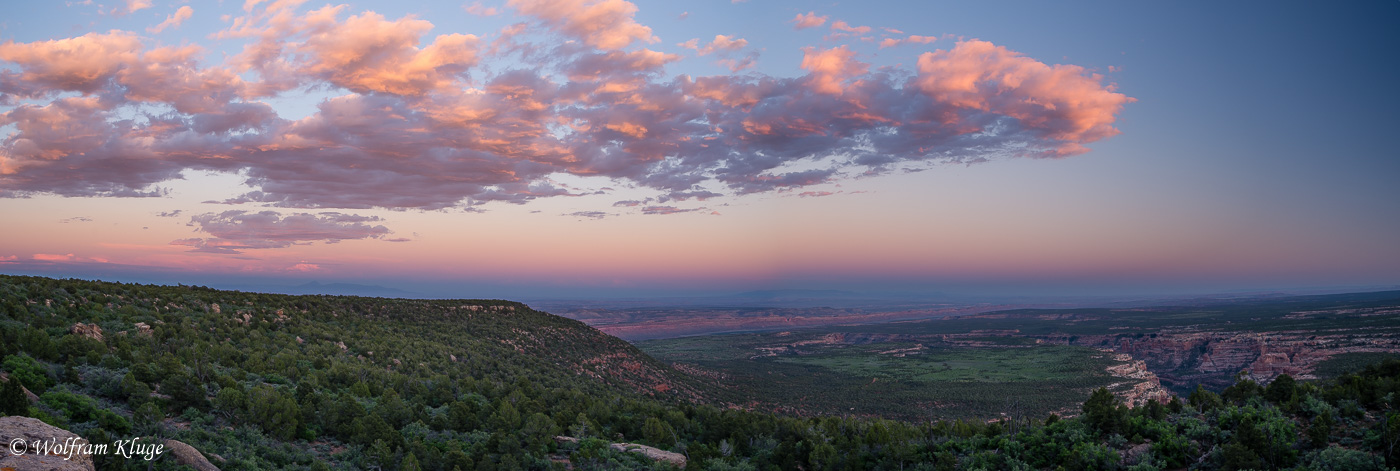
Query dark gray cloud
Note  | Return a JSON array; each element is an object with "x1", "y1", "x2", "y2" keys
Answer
[
  {"x1": 641, "y1": 205, "x2": 708, "y2": 215},
  {"x1": 173, "y1": 210, "x2": 392, "y2": 254},
  {"x1": 564, "y1": 211, "x2": 609, "y2": 219}
]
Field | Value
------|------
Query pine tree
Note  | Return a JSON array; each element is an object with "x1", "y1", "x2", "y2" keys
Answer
[
  {"x1": 402, "y1": 452, "x2": 422, "y2": 471},
  {"x1": 1265, "y1": 374, "x2": 1297, "y2": 404},
  {"x1": 1082, "y1": 387, "x2": 1124, "y2": 436},
  {"x1": 1, "y1": 376, "x2": 28, "y2": 416},
  {"x1": 643, "y1": 417, "x2": 675, "y2": 448}
]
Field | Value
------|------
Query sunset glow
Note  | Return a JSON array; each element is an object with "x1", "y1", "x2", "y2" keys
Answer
[{"x1": 2, "y1": 1, "x2": 1397, "y2": 297}]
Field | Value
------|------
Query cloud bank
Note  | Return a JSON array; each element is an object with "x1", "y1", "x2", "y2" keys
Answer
[{"x1": 0, "y1": 0, "x2": 1131, "y2": 212}]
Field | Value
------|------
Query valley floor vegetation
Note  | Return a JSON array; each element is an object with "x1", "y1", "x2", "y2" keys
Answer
[
  {"x1": 3, "y1": 274, "x2": 1400, "y2": 470},
  {"x1": 638, "y1": 333, "x2": 1126, "y2": 420}
]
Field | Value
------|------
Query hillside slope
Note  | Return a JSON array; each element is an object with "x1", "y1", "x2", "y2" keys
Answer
[{"x1": 0, "y1": 274, "x2": 717, "y2": 469}]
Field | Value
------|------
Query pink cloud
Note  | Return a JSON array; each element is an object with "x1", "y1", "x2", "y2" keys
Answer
[
  {"x1": 110, "y1": 0, "x2": 152, "y2": 17},
  {"x1": 682, "y1": 34, "x2": 748, "y2": 56},
  {"x1": 0, "y1": 31, "x2": 143, "y2": 95},
  {"x1": 0, "y1": 30, "x2": 249, "y2": 114},
  {"x1": 718, "y1": 52, "x2": 758, "y2": 72},
  {"x1": 879, "y1": 35, "x2": 937, "y2": 49},
  {"x1": 29, "y1": 253, "x2": 110, "y2": 263},
  {"x1": 682, "y1": 75, "x2": 779, "y2": 108},
  {"x1": 148, "y1": 6, "x2": 195, "y2": 33},
  {"x1": 800, "y1": 46, "x2": 868, "y2": 95},
  {"x1": 563, "y1": 48, "x2": 678, "y2": 81},
  {"x1": 217, "y1": 3, "x2": 349, "y2": 97},
  {"x1": 915, "y1": 39, "x2": 1136, "y2": 154},
  {"x1": 508, "y1": 0, "x2": 657, "y2": 50},
  {"x1": 464, "y1": 2, "x2": 501, "y2": 16},
  {"x1": 288, "y1": 262, "x2": 322, "y2": 272},
  {"x1": 298, "y1": 11, "x2": 480, "y2": 96},
  {"x1": 0, "y1": 3, "x2": 1130, "y2": 210},
  {"x1": 117, "y1": 45, "x2": 250, "y2": 114},
  {"x1": 792, "y1": 11, "x2": 827, "y2": 30},
  {"x1": 829, "y1": 20, "x2": 871, "y2": 36},
  {"x1": 681, "y1": 35, "x2": 754, "y2": 71}
]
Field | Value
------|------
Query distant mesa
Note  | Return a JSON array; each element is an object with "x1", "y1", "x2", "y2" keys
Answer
[{"x1": 286, "y1": 281, "x2": 420, "y2": 298}]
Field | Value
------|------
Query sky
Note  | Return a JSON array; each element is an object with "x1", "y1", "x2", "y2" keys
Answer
[{"x1": 1, "y1": 0, "x2": 1397, "y2": 299}]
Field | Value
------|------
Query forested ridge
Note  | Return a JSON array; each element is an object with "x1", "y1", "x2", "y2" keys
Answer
[{"x1": 3, "y1": 274, "x2": 1400, "y2": 470}]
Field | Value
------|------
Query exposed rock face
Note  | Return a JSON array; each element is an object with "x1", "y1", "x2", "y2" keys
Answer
[
  {"x1": 164, "y1": 439, "x2": 220, "y2": 471},
  {"x1": 0, "y1": 416, "x2": 96, "y2": 471},
  {"x1": 69, "y1": 323, "x2": 102, "y2": 342},
  {"x1": 609, "y1": 442, "x2": 687, "y2": 468},
  {"x1": 1042, "y1": 328, "x2": 1400, "y2": 389},
  {"x1": 1121, "y1": 442, "x2": 1151, "y2": 466},
  {"x1": 1104, "y1": 354, "x2": 1174, "y2": 407},
  {"x1": 554, "y1": 436, "x2": 687, "y2": 468}
]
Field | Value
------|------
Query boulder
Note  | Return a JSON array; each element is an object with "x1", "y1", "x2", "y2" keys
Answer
[
  {"x1": 164, "y1": 439, "x2": 220, "y2": 471},
  {"x1": 0, "y1": 416, "x2": 96, "y2": 470}
]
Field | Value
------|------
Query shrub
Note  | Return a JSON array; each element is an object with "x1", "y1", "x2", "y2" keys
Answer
[{"x1": 2, "y1": 353, "x2": 52, "y2": 393}]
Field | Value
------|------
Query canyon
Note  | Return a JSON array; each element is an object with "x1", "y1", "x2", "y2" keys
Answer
[
  {"x1": 627, "y1": 291, "x2": 1400, "y2": 417},
  {"x1": 1042, "y1": 327, "x2": 1400, "y2": 391}
]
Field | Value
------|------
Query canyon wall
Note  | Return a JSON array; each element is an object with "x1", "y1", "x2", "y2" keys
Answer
[{"x1": 1040, "y1": 329, "x2": 1400, "y2": 390}]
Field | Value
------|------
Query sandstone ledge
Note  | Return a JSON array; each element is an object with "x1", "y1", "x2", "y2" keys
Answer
[{"x1": 0, "y1": 416, "x2": 96, "y2": 471}]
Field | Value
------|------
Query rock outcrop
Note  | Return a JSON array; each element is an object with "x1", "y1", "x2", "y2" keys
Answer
[
  {"x1": 69, "y1": 323, "x2": 103, "y2": 342},
  {"x1": 553, "y1": 436, "x2": 687, "y2": 468},
  {"x1": 164, "y1": 439, "x2": 220, "y2": 471},
  {"x1": 0, "y1": 416, "x2": 96, "y2": 471},
  {"x1": 1041, "y1": 328, "x2": 1400, "y2": 388},
  {"x1": 609, "y1": 442, "x2": 687, "y2": 468},
  {"x1": 1104, "y1": 354, "x2": 1174, "y2": 407}
]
